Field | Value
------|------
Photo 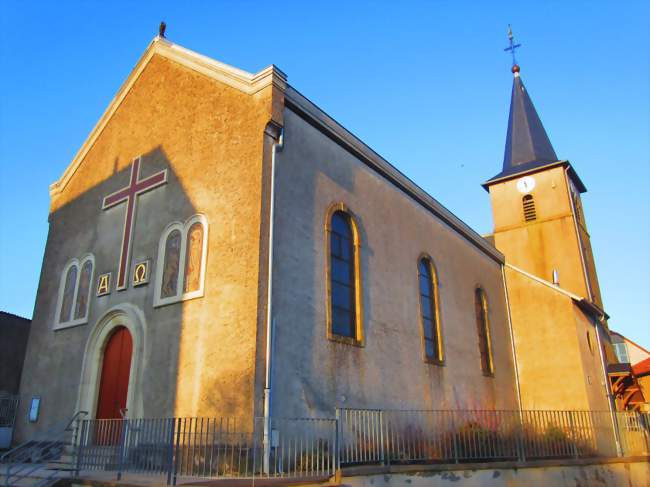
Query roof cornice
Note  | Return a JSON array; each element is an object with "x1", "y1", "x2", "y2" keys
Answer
[
  {"x1": 49, "y1": 37, "x2": 287, "y2": 197},
  {"x1": 285, "y1": 86, "x2": 504, "y2": 264},
  {"x1": 482, "y1": 159, "x2": 587, "y2": 193}
]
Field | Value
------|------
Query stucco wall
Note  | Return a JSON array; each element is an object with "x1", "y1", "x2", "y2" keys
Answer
[
  {"x1": 489, "y1": 166, "x2": 590, "y2": 301},
  {"x1": 16, "y1": 54, "x2": 276, "y2": 440},
  {"x1": 269, "y1": 108, "x2": 518, "y2": 418},
  {"x1": 505, "y1": 267, "x2": 610, "y2": 411}
]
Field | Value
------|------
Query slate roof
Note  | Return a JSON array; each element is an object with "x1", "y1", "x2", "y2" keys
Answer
[{"x1": 483, "y1": 72, "x2": 586, "y2": 192}]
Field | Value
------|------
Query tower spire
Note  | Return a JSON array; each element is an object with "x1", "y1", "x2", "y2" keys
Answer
[{"x1": 483, "y1": 27, "x2": 561, "y2": 187}]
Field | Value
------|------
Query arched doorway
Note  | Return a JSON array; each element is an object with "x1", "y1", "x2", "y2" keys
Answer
[
  {"x1": 76, "y1": 304, "x2": 145, "y2": 421},
  {"x1": 96, "y1": 326, "x2": 133, "y2": 419}
]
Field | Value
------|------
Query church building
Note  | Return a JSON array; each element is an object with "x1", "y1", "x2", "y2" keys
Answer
[{"x1": 14, "y1": 31, "x2": 625, "y2": 442}]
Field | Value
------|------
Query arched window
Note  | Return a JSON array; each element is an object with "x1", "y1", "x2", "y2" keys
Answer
[
  {"x1": 183, "y1": 222, "x2": 204, "y2": 293},
  {"x1": 474, "y1": 287, "x2": 494, "y2": 375},
  {"x1": 418, "y1": 256, "x2": 443, "y2": 364},
  {"x1": 155, "y1": 215, "x2": 208, "y2": 307},
  {"x1": 326, "y1": 205, "x2": 363, "y2": 344},
  {"x1": 161, "y1": 229, "x2": 182, "y2": 299},
  {"x1": 74, "y1": 259, "x2": 93, "y2": 320},
  {"x1": 55, "y1": 255, "x2": 94, "y2": 329},
  {"x1": 59, "y1": 264, "x2": 78, "y2": 323},
  {"x1": 522, "y1": 194, "x2": 536, "y2": 222}
]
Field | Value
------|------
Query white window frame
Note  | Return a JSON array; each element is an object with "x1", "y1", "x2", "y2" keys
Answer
[
  {"x1": 154, "y1": 214, "x2": 208, "y2": 307},
  {"x1": 54, "y1": 254, "x2": 95, "y2": 330},
  {"x1": 613, "y1": 342, "x2": 630, "y2": 364}
]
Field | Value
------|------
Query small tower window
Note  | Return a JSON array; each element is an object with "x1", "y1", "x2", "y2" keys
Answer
[{"x1": 522, "y1": 194, "x2": 536, "y2": 222}]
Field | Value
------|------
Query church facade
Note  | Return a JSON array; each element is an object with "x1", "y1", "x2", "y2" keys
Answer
[{"x1": 14, "y1": 35, "x2": 625, "y2": 442}]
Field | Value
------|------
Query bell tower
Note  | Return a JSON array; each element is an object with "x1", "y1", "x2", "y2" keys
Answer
[{"x1": 483, "y1": 56, "x2": 603, "y2": 307}]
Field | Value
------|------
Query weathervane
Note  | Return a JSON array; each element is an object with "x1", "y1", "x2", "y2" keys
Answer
[{"x1": 504, "y1": 25, "x2": 521, "y2": 71}]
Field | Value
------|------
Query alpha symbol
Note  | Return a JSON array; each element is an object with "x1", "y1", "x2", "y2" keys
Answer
[
  {"x1": 102, "y1": 157, "x2": 167, "y2": 290},
  {"x1": 97, "y1": 273, "x2": 111, "y2": 296}
]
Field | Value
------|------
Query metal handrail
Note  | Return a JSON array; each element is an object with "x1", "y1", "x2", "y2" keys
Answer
[
  {"x1": 2, "y1": 411, "x2": 87, "y2": 487},
  {"x1": 0, "y1": 411, "x2": 88, "y2": 463}
]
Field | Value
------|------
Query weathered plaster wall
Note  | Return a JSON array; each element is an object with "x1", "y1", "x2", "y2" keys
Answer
[
  {"x1": 270, "y1": 108, "x2": 518, "y2": 418},
  {"x1": 489, "y1": 166, "x2": 590, "y2": 300},
  {"x1": 505, "y1": 267, "x2": 610, "y2": 411},
  {"x1": 16, "y1": 54, "x2": 276, "y2": 440},
  {"x1": 342, "y1": 459, "x2": 650, "y2": 487}
]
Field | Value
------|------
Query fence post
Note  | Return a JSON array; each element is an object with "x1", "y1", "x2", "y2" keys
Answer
[
  {"x1": 451, "y1": 412, "x2": 459, "y2": 464},
  {"x1": 515, "y1": 411, "x2": 526, "y2": 463},
  {"x1": 74, "y1": 419, "x2": 86, "y2": 478},
  {"x1": 379, "y1": 410, "x2": 386, "y2": 466},
  {"x1": 172, "y1": 418, "x2": 182, "y2": 486},
  {"x1": 166, "y1": 418, "x2": 175, "y2": 486},
  {"x1": 116, "y1": 420, "x2": 127, "y2": 481},
  {"x1": 333, "y1": 408, "x2": 343, "y2": 473},
  {"x1": 568, "y1": 412, "x2": 579, "y2": 458},
  {"x1": 641, "y1": 412, "x2": 650, "y2": 455},
  {"x1": 333, "y1": 413, "x2": 340, "y2": 476}
]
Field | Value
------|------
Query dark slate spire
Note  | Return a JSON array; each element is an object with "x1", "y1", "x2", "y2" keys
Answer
[
  {"x1": 483, "y1": 27, "x2": 586, "y2": 192},
  {"x1": 503, "y1": 68, "x2": 558, "y2": 171},
  {"x1": 482, "y1": 64, "x2": 578, "y2": 190}
]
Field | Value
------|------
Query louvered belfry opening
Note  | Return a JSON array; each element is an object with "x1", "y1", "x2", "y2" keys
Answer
[{"x1": 522, "y1": 194, "x2": 536, "y2": 222}]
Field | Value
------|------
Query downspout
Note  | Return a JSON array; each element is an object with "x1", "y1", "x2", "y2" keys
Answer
[
  {"x1": 263, "y1": 124, "x2": 284, "y2": 473},
  {"x1": 501, "y1": 265, "x2": 523, "y2": 414},
  {"x1": 594, "y1": 316, "x2": 622, "y2": 456}
]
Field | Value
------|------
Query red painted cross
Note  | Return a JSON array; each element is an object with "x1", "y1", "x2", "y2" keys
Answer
[{"x1": 102, "y1": 156, "x2": 167, "y2": 290}]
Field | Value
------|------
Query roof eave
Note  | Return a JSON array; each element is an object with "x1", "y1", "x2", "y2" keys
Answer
[{"x1": 481, "y1": 159, "x2": 587, "y2": 193}]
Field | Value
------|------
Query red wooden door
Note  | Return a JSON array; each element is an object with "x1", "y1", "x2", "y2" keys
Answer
[{"x1": 96, "y1": 326, "x2": 133, "y2": 420}]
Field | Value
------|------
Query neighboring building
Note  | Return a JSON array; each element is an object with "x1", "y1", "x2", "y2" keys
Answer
[
  {"x1": 0, "y1": 311, "x2": 31, "y2": 394},
  {"x1": 609, "y1": 331, "x2": 650, "y2": 411},
  {"x1": 611, "y1": 331, "x2": 650, "y2": 366}
]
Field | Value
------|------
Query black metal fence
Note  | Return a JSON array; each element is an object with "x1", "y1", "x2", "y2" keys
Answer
[
  {"x1": 75, "y1": 416, "x2": 337, "y2": 484},
  {"x1": 0, "y1": 394, "x2": 19, "y2": 429},
  {"x1": 337, "y1": 408, "x2": 650, "y2": 465}
]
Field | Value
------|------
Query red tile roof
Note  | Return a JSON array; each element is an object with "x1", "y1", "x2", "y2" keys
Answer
[{"x1": 632, "y1": 357, "x2": 650, "y2": 377}]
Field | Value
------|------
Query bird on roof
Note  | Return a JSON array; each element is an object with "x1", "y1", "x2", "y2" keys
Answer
[{"x1": 159, "y1": 21, "x2": 166, "y2": 38}]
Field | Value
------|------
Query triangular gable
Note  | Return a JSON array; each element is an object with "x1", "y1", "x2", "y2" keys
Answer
[{"x1": 49, "y1": 36, "x2": 287, "y2": 198}]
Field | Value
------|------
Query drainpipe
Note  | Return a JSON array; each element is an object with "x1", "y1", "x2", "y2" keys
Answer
[
  {"x1": 501, "y1": 265, "x2": 523, "y2": 415},
  {"x1": 263, "y1": 124, "x2": 283, "y2": 473},
  {"x1": 594, "y1": 317, "x2": 623, "y2": 456}
]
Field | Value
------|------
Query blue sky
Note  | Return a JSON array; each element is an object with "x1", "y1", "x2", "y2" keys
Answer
[{"x1": 1, "y1": 1, "x2": 648, "y2": 346}]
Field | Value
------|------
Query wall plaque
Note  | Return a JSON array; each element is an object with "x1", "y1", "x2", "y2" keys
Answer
[
  {"x1": 97, "y1": 273, "x2": 111, "y2": 296},
  {"x1": 133, "y1": 260, "x2": 150, "y2": 287}
]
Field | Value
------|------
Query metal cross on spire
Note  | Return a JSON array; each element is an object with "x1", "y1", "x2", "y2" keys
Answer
[{"x1": 504, "y1": 24, "x2": 522, "y2": 68}]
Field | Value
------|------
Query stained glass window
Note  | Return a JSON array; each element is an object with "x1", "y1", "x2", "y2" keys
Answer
[
  {"x1": 161, "y1": 229, "x2": 182, "y2": 298},
  {"x1": 183, "y1": 222, "x2": 204, "y2": 293},
  {"x1": 475, "y1": 287, "x2": 493, "y2": 375},
  {"x1": 418, "y1": 257, "x2": 442, "y2": 362},
  {"x1": 74, "y1": 260, "x2": 93, "y2": 319},
  {"x1": 330, "y1": 211, "x2": 357, "y2": 339},
  {"x1": 59, "y1": 265, "x2": 77, "y2": 323}
]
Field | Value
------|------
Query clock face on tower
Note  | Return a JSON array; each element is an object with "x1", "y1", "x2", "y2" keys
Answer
[{"x1": 516, "y1": 176, "x2": 536, "y2": 194}]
